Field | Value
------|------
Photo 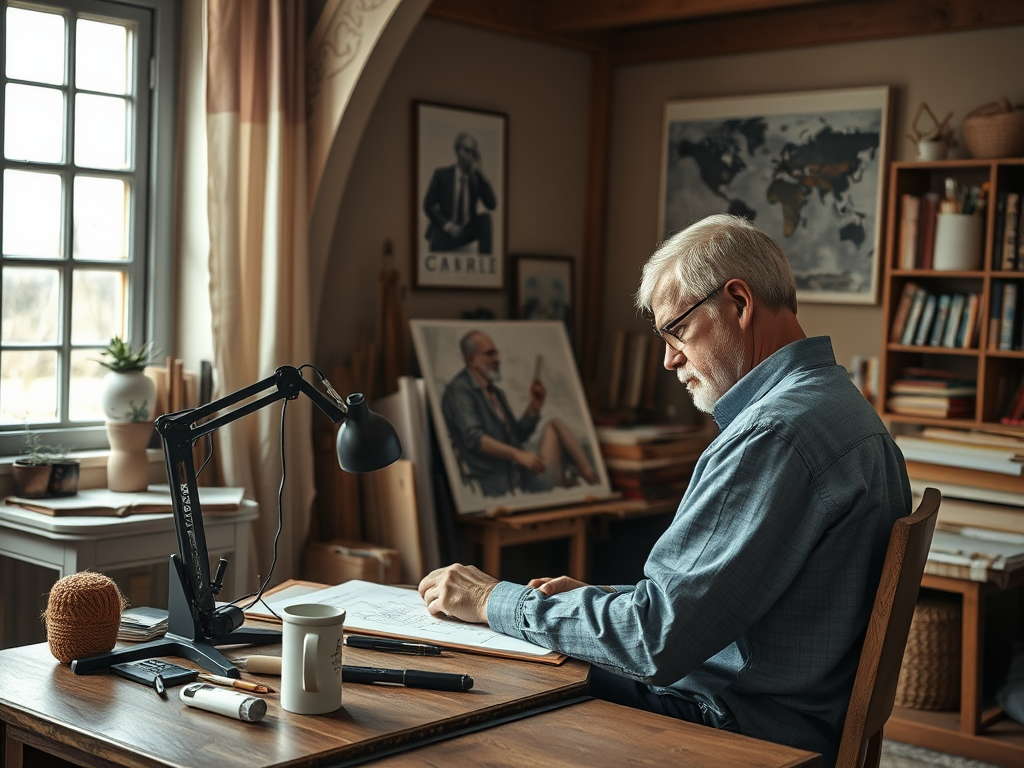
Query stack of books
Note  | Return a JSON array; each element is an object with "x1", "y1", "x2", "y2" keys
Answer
[
  {"x1": 886, "y1": 368, "x2": 976, "y2": 419},
  {"x1": 898, "y1": 427, "x2": 1024, "y2": 502},
  {"x1": 117, "y1": 606, "x2": 168, "y2": 642},
  {"x1": 596, "y1": 422, "x2": 716, "y2": 502}
]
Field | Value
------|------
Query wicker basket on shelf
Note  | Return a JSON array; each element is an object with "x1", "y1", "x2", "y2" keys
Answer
[
  {"x1": 894, "y1": 593, "x2": 962, "y2": 710},
  {"x1": 962, "y1": 96, "x2": 1024, "y2": 159}
]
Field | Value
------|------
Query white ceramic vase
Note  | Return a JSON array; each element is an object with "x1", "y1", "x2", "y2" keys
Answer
[{"x1": 101, "y1": 371, "x2": 156, "y2": 422}]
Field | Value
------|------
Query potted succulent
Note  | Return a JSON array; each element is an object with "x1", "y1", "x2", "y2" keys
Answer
[
  {"x1": 11, "y1": 432, "x2": 80, "y2": 498},
  {"x1": 96, "y1": 336, "x2": 158, "y2": 423},
  {"x1": 96, "y1": 336, "x2": 159, "y2": 492}
]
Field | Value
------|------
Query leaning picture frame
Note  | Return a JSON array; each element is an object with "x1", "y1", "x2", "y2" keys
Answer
[
  {"x1": 659, "y1": 86, "x2": 890, "y2": 305},
  {"x1": 509, "y1": 254, "x2": 575, "y2": 343},
  {"x1": 409, "y1": 319, "x2": 611, "y2": 515},
  {"x1": 413, "y1": 102, "x2": 507, "y2": 290}
]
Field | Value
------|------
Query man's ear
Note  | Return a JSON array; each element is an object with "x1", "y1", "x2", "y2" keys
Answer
[{"x1": 724, "y1": 279, "x2": 755, "y2": 329}]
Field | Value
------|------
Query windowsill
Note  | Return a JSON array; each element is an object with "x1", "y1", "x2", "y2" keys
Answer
[{"x1": 0, "y1": 448, "x2": 164, "y2": 475}]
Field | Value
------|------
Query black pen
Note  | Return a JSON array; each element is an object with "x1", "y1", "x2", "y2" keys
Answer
[
  {"x1": 153, "y1": 674, "x2": 167, "y2": 699},
  {"x1": 345, "y1": 635, "x2": 442, "y2": 656},
  {"x1": 342, "y1": 665, "x2": 473, "y2": 692}
]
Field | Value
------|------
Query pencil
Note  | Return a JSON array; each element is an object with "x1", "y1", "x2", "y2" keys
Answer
[{"x1": 198, "y1": 672, "x2": 275, "y2": 694}]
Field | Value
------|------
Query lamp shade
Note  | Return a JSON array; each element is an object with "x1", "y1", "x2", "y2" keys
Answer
[{"x1": 336, "y1": 393, "x2": 403, "y2": 473}]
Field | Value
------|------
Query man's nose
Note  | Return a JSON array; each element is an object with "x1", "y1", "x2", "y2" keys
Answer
[{"x1": 663, "y1": 343, "x2": 685, "y2": 371}]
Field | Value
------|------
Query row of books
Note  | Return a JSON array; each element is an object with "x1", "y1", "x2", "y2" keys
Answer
[
  {"x1": 992, "y1": 190, "x2": 1024, "y2": 271},
  {"x1": 990, "y1": 280, "x2": 1023, "y2": 352},
  {"x1": 603, "y1": 329, "x2": 663, "y2": 414},
  {"x1": 886, "y1": 368, "x2": 976, "y2": 420},
  {"x1": 889, "y1": 283, "x2": 980, "y2": 349},
  {"x1": 595, "y1": 422, "x2": 715, "y2": 502},
  {"x1": 897, "y1": 192, "x2": 941, "y2": 270}
]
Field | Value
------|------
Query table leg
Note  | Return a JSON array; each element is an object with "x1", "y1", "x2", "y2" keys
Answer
[
  {"x1": 3, "y1": 722, "x2": 25, "y2": 768},
  {"x1": 231, "y1": 518, "x2": 251, "y2": 598},
  {"x1": 482, "y1": 528, "x2": 502, "y2": 579},
  {"x1": 960, "y1": 581, "x2": 984, "y2": 735},
  {"x1": 567, "y1": 518, "x2": 587, "y2": 581}
]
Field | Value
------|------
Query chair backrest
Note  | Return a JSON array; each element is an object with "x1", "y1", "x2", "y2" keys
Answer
[{"x1": 835, "y1": 487, "x2": 940, "y2": 768}]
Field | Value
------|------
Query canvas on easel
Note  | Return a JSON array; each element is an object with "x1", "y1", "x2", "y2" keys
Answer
[{"x1": 410, "y1": 319, "x2": 611, "y2": 515}]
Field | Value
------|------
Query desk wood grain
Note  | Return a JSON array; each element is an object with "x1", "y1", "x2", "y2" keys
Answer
[
  {"x1": 370, "y1": 698, "x2": 821, "y2": 767},
  {"x1": 0, "y1": 635, "x2": 589, "y2": 768}
]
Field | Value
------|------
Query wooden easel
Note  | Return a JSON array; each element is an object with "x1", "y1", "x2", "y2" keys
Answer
[{"x1": 457, "y1": 497, "x2": 674, "y2": 581}]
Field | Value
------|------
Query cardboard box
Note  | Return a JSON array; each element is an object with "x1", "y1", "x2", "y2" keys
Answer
[{"x1": 302, "y1": 539, "x2": 401, "y2": 585}]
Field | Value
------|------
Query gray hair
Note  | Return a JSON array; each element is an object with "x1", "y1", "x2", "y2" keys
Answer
[
  {"x1": 635, "y1": 214, "x2": 797, "y2": 316},
  {"x1": 459, "y1": 331, "x2": 481, "y2": 359}
]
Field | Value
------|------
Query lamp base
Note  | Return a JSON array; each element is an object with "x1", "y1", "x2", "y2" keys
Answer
[{"x1": 71, "y1": 554, "x2": 279, "y2": 677}]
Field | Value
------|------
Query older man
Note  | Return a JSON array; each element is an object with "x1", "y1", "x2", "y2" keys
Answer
[
  {"x1": 441, "y1": 330, "x2": 599, "y2": 498},
  {"x1": 419, "y1": 214, "x2": 910, "y2": 767}
]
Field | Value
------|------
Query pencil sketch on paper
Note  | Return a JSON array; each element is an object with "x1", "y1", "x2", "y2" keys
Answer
[{"x1": 251, "y1": 580, "x2": 553, "y2": 657}]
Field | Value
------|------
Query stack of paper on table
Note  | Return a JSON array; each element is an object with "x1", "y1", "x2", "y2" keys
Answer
[
  {"x1": 118, "y1": 606, "x2": 168, "y2": 641},
  {"x1": 244, "y1": 580, "x2": 565, "y2": 665},
  {"x1": 4, "y1": 485, "x2": 246, "y2": 517}
]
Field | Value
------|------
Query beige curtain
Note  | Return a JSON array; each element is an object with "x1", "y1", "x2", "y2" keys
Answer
[{"x1": 205, "y1": 0, "x2": 313, "y2": 588}]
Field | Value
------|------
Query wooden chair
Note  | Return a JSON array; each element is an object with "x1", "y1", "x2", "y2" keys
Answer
[{"x1": 836, "y1": 487, "x2": 940, "y2": 768}]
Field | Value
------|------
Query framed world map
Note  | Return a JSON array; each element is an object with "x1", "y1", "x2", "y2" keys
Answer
[{"x1": 659, "y1": 87, "x2": 890, "y2": 305}]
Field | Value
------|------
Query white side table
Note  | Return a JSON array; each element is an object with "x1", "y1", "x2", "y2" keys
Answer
[{"x1": 0, "y1": 500, "x2": 258, "y2": 647}]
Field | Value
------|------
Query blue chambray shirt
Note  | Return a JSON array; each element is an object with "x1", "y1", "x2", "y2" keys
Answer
[{"x1": 487, "y1": 336, "x2": 911, "y2": 767}]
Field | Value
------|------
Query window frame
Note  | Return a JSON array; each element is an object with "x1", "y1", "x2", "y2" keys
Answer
[{"x1": 0, "y1": 0, "x2": 175, "y2": 456}]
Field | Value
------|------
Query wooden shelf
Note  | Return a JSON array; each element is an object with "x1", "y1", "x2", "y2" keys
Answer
[{"x1": 878, "y1": 159, "x2": 1024, "y2": 429}]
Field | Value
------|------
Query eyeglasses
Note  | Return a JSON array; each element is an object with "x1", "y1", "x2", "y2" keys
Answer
[{"x1": 653, "y1": 283, "x2": 726, "y2": 350}]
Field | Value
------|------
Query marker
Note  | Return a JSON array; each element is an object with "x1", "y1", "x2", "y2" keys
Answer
[
  {"x1": 345, "y1": 635, "x2": 442, "y2": 656},
  {"x1": 180, "y1": 683, "x2": 267, "y2": 722},
  {"x1": 153, "y1": 674, "x2": 167, "y2": 699},
  {"x1": 342, "y1": 665, "x2": 473, "y2": 692}
]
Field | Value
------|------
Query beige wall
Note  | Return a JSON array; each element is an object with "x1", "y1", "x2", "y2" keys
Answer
[
  {"x1": 605, "y1": 25, "x2": 1024, "y2": 373},
  {"x1": 317, "y1": 17, "x2": 1024, "y2": 385},
  {"x1": 315, "y1": 18, "x2": 591, "y2": 371}
]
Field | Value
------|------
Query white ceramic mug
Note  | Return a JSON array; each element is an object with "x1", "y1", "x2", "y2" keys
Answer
[{"x1": 280, "y1": 603, "x2": 345, "y2": 715}]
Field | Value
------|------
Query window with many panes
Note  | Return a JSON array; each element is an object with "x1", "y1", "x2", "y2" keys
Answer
[{"x1": 0, "y1": 0, "x2": 173, "y2": 455}]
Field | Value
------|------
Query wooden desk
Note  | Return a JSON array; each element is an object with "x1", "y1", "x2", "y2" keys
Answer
[
  {"x1": 370, "y1": 698, "x2": 820, "y2": 767},
  {"x1": 457, "y1": 498, "x2": 674, "y2": 580},
  {"x1": 886, "y1": 561, "x2": 1024, "y2": 767},
  {"x1": 0, "y1": 634, "x2": 589, "y2": 768}
]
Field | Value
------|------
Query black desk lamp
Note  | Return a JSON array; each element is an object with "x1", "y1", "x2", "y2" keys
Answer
[{"x1": 71, "y1": 365, "x2": 402, "y2": 677}]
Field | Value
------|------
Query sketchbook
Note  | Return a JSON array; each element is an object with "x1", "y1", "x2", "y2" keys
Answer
[
  {"x1": 4, "y1": 485, "x2": 246, "y2": 517},
  {"x1": 244, "y1": 579, "x2": 566, "y2": 665}
]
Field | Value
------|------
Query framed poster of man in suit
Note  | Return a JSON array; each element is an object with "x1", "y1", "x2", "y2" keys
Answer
[{"x1": 414, "y1": 102, "x2": 507, "y2": 289}]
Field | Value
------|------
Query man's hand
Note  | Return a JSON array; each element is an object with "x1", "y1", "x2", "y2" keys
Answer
[
  {"x1": 527, "y1": 379, "x2": 546, "y2": 411},
  {"x1": 513, "y1": 448, "x2": 546, "y2": 474},
  {"x1": 443, "y1": 221, "x2": 465, "y2": 238},
  {"x1": 418, "y1": 564, "x2": 498, "y2": 624},
  {"x1": 526, "y1": 576, "x2": 589, "y2": 596}
]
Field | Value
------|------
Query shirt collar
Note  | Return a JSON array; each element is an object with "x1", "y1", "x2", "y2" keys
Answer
[{"x1": 711, "y1": 336, "x2": 836, "y2": 430}]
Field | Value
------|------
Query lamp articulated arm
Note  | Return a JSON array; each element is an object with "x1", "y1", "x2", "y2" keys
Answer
[
  {"x1": 155, "y1": 366, "x2": 349, "y2": 639},
  {"x1": 70, "y1": 364, "x2": 401, "y2": 677}
]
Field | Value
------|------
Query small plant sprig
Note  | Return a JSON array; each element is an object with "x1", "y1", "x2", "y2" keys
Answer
[
  {"x1": 22, "y1": 431, "x2": 68, "y2": 465},
  {"x1": 95, "y1": 336, "x2": 158, "y2": 373}
]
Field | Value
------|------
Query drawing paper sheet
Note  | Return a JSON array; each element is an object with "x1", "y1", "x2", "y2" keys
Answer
[{"x1": 248, "y1": 580, "x2": 554, "y2": 657}]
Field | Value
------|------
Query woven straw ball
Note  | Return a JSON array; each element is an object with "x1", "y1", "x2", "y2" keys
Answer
[{"x1": 44, "y1": 571, "x2": 125, "y2": 664}]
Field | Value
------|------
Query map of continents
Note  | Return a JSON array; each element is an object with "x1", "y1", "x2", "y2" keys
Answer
[{"x1": 662, "y1": 109, "x2": 882, "y2": 299}]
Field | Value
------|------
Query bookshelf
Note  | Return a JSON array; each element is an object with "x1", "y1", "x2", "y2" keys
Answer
[{"x1": 879, "y1": 159, "x2": 1024, "y2": 431}]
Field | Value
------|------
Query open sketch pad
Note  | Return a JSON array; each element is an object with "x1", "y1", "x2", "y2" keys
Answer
[{"x1": 245, "y1": 580, "x2": 565, "y2": 664}]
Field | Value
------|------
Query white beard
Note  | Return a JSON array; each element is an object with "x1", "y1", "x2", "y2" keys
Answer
[{"x1": 676, "y1": 323, "x2": 745, "y2": 414}]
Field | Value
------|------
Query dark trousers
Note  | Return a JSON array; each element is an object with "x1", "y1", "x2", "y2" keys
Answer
[
  {"x1": 427, "y1": 213, "x2": 493, "y2": 254},
  {"x1": 588, "y1": 666, "x2": 709, "y2": 724}
]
